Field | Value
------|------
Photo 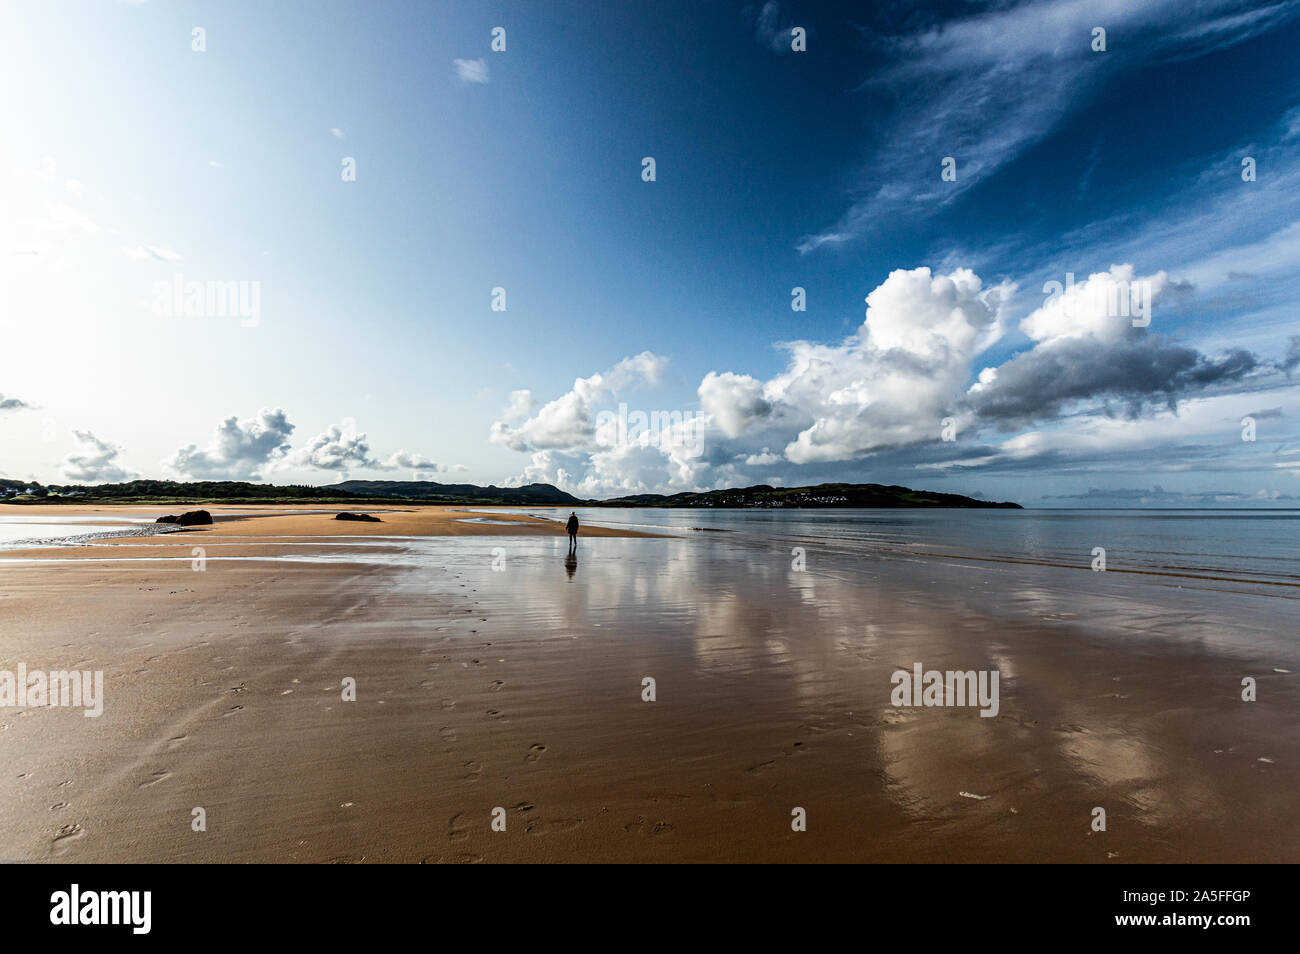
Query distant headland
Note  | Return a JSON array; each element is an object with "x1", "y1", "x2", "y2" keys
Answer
[{"x1": 0, "y1": 477, "x2": 1019, "y2": 509}]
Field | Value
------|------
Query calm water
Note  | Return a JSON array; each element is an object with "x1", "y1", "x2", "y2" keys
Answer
[
  {"x1": 0, "y1": 509, "x2": 342, "y2": 549},
  {"x1": 0, "y1": 513, "x2": 162, "y2": 546},
  {"x1": 513, "y1": 508, "x2": 1300, "y2": 588},
  {"x1": 1, "y1": 507, "x2": 1295, "y2": 661}
]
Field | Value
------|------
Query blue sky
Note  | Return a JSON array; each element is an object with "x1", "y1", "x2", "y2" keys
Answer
[{"x1": 2, "y1": 0, "x2": 1299, "y2": 506}]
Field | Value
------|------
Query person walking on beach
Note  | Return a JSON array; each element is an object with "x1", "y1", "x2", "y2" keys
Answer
[{"x1": 566, "y1": 511, "x2": 579, "y2": 550}]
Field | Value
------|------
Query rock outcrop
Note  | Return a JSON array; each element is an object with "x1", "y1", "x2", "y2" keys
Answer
[{"x1": 156, "y1": 509, "x2": 213, "y2": 526}]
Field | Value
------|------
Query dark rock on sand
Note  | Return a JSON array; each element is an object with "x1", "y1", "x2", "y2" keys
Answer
[
  {"x1": 335, "y1": 512, "x2": 382, "y2": 522},
  {"x1": 156, "y1": 509, "x2": 213, "y2": 526}
]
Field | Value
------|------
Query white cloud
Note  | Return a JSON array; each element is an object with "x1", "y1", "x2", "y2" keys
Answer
[
  {"x1": 773, "y1": 267, "x2": 1013, "y2": 462},
  {"x1": 168, "y1": 409, "x2": 295, "y2": 480},
  {"x1": 744, "y1": 449, "x2": 782, "y2": 466},
  {"x1": 1020, "y1": 265, "x2": 1167, "y2": 345},
  {"x1": 454, "y1": 58, "x2": 489, "y2": 85},
  {"x1": 490, "y1": 351, "x2": 669, "y2": 452},
  {"x1": 501, "y1": 389, "x2": 535, "y2": 423},
  {"x1": 699, "y1": 372, "x2": 771, "y2": 439},
  {"x1": 490, "y1": 262, "x2": 1286, "y2": 496},
  {"x1": 286, "y1": 422, "x2": 379, "y2": 473},
  {"x1": 61, "y1": 430, "x2": 133, "y2": 483}
]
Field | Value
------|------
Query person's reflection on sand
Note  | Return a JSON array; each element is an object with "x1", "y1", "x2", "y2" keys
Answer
[{"x1": 564, "y1": 550, "x2": 578, "y2": 580}]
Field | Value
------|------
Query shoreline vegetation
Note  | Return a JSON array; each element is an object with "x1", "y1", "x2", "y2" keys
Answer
[{"x1": 0, "y1": 478, "x2": 1021, "y2": 509}]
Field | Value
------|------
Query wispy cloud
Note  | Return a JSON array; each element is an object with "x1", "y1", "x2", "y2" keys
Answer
[
  {"x1": 121, "y1": 245, "x2": 183, "y2": 262},
  {"x1": 39, "y1": 203, "x2": 102, "y2": 234},
  {"x1": 748, "y1": 1, "x2": 800, "y2": 54},
  {"x1": 453, "y1": 57, "x2": 489, "y2": 85},
  {"x1": 799, "y1": 0, "x2": 1300, "y2": 253}
]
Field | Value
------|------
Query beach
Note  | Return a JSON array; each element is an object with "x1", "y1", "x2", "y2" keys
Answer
[{"x1": 0, "y1": 504, "x2": 1296, "y2": 863}]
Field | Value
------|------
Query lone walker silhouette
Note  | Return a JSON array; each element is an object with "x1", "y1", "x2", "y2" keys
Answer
[{"x1": 566, "y1": 511, "x2": 579, "y2": 550}]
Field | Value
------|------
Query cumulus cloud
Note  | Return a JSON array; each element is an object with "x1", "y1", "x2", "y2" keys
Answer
[
  {"x1": 61, "y1": 430, "x2": 133, "y2": 483},
  {"x1": 454, "y1": 58, "x2": 489, "y2": 84},
  {"x1": 699, "y1": 372, "x2": 771, "y2": 438},
  {"x1": 168, "y1": 408, "x2": 295, "y2": 480},
  {"x1": 770, "y1": 267, "x2": 1013, "y2": 463},
  {"x1": 168, "y1": 410, "x2": 467, "y2": 482},
  {"x1": 501, "y1": 389, "x2": 535, "y2": 423},
  {"x1": 490, "y1": 351, "x2": 669, "y2": 453},
  {"x1": 492, "y1": 264, "x2": 1279, "y2": 496},
  {"x1": 286, "y1": 422, "x2": 380, "y2": 473},
  {"x1": 969, "y1": 266, "x2": 1258, "y2": 424}
]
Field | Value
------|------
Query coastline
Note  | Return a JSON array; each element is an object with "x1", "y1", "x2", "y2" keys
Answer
[{"x1": 0, "y1": 505, "x2": 1296, "y2": 862}]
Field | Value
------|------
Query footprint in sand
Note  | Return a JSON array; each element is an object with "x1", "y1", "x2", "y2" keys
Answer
[
  {"x1": 439, "y1": 726, "x2": 456, "y2": 744},
  {"x1": 486, "y1": 709, "x2": 503, "y2": 719},
  {"x1": 623, "y1": 816, "x2": 674, "y2": 836},
  {"x1": 525, "y1": 744, "x2": 547, "y2": 763},
  {"x1": 448, "y1": 813, "x2": 469, "y2": 842},
  {"x1": 463, "y1": 761, "x2": 483, "y2": 781},
  {"x1": 488, "y1": 680, "x2": 504, "y2": 691},
  {"x1": 525, "y1": 817, "x2": 584, "y2": 836},
  {"x1": 440, "y1": 699, "x2": 456, "y2": 710},
  {"x1": 223, "y1": 705, "x2": 244, "y2": 716},
  {"x1": 50, "y1": 802, "x2": 69, "y2": 811},
  {"x1": 52, "y1": 823, "x2": 86, "y2": 854},
  {"x1": 166, "y1": 735, "x2": 188, "y2": 750},
  {"x1": 139, "y1": 771, "x2": 171, "y2": 788}
]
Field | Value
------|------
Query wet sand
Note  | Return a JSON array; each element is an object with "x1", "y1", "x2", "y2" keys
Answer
[{"x1": 0, "y1": 505, "x2": 1296, "y2": 862}]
